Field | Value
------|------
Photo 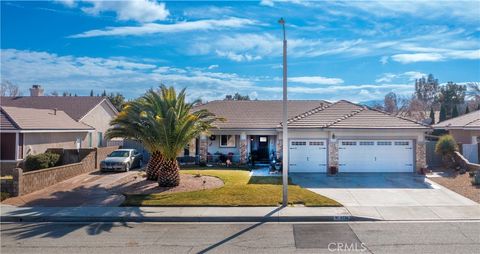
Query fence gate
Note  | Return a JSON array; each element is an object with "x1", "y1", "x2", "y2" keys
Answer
[
  {"x1": 426, "y1": 141, "x2": 443, "y2": 167},
  {"x1": 462, "y1": 144, "x2": 479, "y2": 164}
]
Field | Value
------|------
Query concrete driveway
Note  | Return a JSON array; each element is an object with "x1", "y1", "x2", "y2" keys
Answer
[
  {"x1": 2, "y1": 169, "x2": 141, "y2": 207},
  {"x1": 291, "y1": 173, "x2": 480, "y2": 220}
]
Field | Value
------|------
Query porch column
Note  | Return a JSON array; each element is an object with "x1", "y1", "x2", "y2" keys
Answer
[
  {"x1": 415, "y1": 140, "x2": 427, "y2": 172},
  {"x1": 188, "y1": 139, "x2": 196, "y2": 156},
  {"x1": 199, "y1": 134, "x2": 208, "y2": 162},
  {"x1": 276, "y1": 132, "x2": 282, "y2": 159},
  {"x1": 239, "y1": 132, "x2": 247, "y2": 164},
  {"x1": 472, "y1": 136, "x2": 478, "y2": 144},
  {"x1": 328, "y1": 141, "x2": 339, "y2": 169}
]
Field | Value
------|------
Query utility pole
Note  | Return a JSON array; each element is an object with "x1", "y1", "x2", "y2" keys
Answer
[{"x1": 279, "y1": 17, "x2": 288, "y2": 207}]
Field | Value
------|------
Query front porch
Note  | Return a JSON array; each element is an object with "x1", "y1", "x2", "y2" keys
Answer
[{"x1": 190, "y1": 131, "x2": 278, "y2": 165}]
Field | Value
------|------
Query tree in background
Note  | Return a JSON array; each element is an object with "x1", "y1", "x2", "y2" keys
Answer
[
  {"x1": 224, "y1": 93, "x2": 250, "y2": 101},
  {"x1": 415, "y1": 74, "x2": 439, "y2": 108},
  {"x1": 451, "y1": 105, "x2": 459, "y2": 118},
  {"x1": 101, "y1": 90, "x2": 107, "y2": 97},
  {"x1": 429, "y1": 107, "x2": 435, "y2": 124},
  {"x1": 439, "y1": 104, "x2": 447, "y2": 122},
  {"x1": 1, "y1": 80, "x2": 21, "y2": 97},
  {"x1": 383, "y1": 92, "x2": 398, "y2": 113},
  {"x1": 438, "y1": 82, "x2": 466, "y2": 118},
  {"x1": 90, "y1": 90, "x2": 94, "y2": 96},
  {"x1": 51, "y1": 91, "x2": 59, "y2": 96},
  {"x1": 107, "y1": 92, "x2": 126, "y2": 111}
]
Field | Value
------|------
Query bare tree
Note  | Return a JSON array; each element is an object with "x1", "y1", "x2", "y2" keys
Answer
[
  {"x1": 383, "y1": 92, "x2": 398, "y2": 113},
  {"x1": 0, "y1": 80, "x2": 21, "y2": 97}
]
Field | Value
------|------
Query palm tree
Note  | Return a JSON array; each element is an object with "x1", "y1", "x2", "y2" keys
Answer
[{"x1": 106, "y1": 85, "x2": 221, "y2": 186}]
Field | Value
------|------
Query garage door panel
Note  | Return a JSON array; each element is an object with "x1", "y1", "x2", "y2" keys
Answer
[
  {"x1": 289, "y1": 139, "x2": 327, "y2": 173},
  {"x1": 339, "y1": 140, "x2": 413, "y2": 173}
]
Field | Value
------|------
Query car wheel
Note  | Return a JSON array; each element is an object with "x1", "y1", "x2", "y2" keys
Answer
[{"x1": 125, "y1": 163, "x2": 131, "y2": 172}]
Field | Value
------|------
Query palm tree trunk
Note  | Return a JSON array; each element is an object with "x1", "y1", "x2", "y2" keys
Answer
[
  {"x1": 146, "y1": 151, "x2": 163, "y2": 181},
  {"x1": 158, "y1": 158, "x2": 180, "y2": 187}
]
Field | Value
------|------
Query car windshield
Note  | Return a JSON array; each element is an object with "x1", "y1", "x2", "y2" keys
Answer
[{"x1": 109, "y1": 151, "x2": 130, "y2": 157}]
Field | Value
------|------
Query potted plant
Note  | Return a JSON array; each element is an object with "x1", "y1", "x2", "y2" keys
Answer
[{"x1": 329, "y1": 166, "x2": 338, "y2": 175}]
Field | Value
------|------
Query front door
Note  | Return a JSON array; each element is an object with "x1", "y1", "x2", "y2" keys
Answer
[{"x1": 257, "y1": 136, "x2": 269, "y2": 161}]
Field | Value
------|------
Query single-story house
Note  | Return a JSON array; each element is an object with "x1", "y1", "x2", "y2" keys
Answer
[
  {"x1": 1, "y1": 85, "x2": 118, "y2": 169},
  {"x1": 433, "y1": 110, "x2": 480, "y2": 145},
  {"x1": 1, "y1": 106, "x2": 94, "y2": 169},
  {"x1": 1, "y1": 85, "x2": 118, "y2": 148},
  {"x1": 433, "y1": 110, "x2": 479, "y2": 163},
  {"x1": 191, "y1": 100, "x2": 430, "y2": 173}
]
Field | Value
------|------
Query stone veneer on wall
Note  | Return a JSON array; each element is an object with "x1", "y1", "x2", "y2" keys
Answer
[
  {"x1": 416, "y1": 142, "x2": 427, "y2": 172},
  {"x1": 199, "y1": 135, "x2": 208, "y2": 162},
  {"x1": 328, "y1": 141, "x2": 339, "y2": 168}
]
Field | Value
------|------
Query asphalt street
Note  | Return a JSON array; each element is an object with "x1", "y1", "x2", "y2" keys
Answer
[{"x1": 1, "y1": 221, "x2": 479, "y2": 254}]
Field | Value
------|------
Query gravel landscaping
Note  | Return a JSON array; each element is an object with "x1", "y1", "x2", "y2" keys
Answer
[{"x1": 429, "y1": 168, "x2": 480, "y2": 203}]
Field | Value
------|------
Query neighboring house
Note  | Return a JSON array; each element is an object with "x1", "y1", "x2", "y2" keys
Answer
[
  {"x1": 433, "y1": 110, "x2": 480, "y2": 144},
  {"x1": 433, "y1": 110, "x2": 480, "y2": 163},
  {"x1": 1, "y1": 85, "x2": 118, "y2": 149},
  {"x1": 0, "y1": 106, "x2": 93, "y2": 169},
  {"x1": 0, "y1": 85, "x2": 118, "y2": 169},
  {"x1": 192, "y1": 100, "x2": 430, "y2": 173}
]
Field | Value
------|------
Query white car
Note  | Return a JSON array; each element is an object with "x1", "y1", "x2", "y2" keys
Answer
[{"x1": 100, "y1": 149, "x2": 143, "y2": 172}]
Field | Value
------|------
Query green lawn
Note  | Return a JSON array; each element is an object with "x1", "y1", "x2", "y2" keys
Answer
[{"x1": 123, "y1": 169, "x2": 341, "y2": 207}]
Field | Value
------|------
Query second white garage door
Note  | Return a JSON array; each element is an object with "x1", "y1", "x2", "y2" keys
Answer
[
  {"x1": 289, "y1": 139, "x2": 327, "y2": 173},
  {"x1": 338, "y1": 140, "x2": 414, "y2": 172}
]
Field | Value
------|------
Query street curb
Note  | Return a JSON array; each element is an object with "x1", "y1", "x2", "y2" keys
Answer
[{"x1": 0, "y1": 215, "x2": 378, "y2": 223}]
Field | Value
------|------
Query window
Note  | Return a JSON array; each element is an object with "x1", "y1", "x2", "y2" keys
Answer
[
  {"x1": 97, "y1": 132, "x2": 103, "y2": 147},
  {"x1": 377, "y1": 141, "x2": 392, "y2": 146},
  {"x1": 341, "y1": 141, "x2": 357, "y2": 146},
  {"x1": 88, "y1": 133, "x2": 93, "y2": 148},
  {"x1": 359, "y1": 141, "x2": 374, "y2": 146},
  {"x1": 291, "y1": 141, "x2": 306, "y2": 146},
  {"x1": 259, "y1": 136, "x2": 267, "y2": 143},
  {"x1": 220, "y1": 135, "x2": 236, "y2": 147},
  {"x1": 394, "y1": 141, "x2": 410, "y2": 146},
  {"x1": 309, "y1": 141, "x2": 324, "y2": 146}
]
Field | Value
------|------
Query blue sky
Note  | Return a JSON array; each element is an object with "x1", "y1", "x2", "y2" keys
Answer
[{"x1": 1, "y1": 0, "x2": 479, "y2": 102}]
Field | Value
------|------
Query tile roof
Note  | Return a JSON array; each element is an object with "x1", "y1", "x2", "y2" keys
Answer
[
  {"x1": 0, "y1": 96, "x2": 108, "y2": 121},
  {"x1": 433, "y1": 110, "x2": 480, "y2": 130},
  {"x1": 1, "y1": 106, "x2": 94, "y2": 131},
  {"x1": 285, "y1": 100, "x2": 429, "y2": 129},
  {"x1": 1, "y1": 110, "x2": 18, "y2": 130},
  {"x1": 194, "y1": 100, "x2": 330, "y2": 129}
]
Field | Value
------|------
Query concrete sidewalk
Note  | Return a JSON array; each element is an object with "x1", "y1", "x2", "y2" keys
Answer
[
  {"x1": 0, "y1": 205, "x2": 362, "y2": 222},
  {"x1": 2, "y1": 204, "x2": 479, "y2": 223}
]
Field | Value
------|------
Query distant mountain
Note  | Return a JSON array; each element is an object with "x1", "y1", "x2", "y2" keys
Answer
[{"x1": 359, "y1": 99, "x2": 383, "y2": 107}]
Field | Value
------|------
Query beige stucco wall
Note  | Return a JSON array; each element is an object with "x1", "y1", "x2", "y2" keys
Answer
[
  {"x1": 449, "y1": 129, "x2": 480, "y2": 144},
  {"x1": 23, "y1": 132, "x2": 88, "y2": 158},
  {"x1": 80, "y1": 101, "x2": 117, "y2": 147}
]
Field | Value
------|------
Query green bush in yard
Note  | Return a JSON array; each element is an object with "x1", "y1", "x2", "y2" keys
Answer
[
  {"x1": 435, "y1": 135, "x2": 458, "y2": 156},
  {"x1": 24, "y1": 152, "x2": 61, "y2": 171}
]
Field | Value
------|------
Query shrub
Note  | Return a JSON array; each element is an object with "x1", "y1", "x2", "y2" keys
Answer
[
  {"x1": 435, "y1": 135, "x2": 458, "y2": 156},
  {"x1": 24, "y1": 152, "x2": 61, "y2": 171},
  {"x1": 1, "y1": 192, "x2": 10, "y2": 201},
  {"x1": 472, "y1": 171, "x2": 480, "y2": 186}
]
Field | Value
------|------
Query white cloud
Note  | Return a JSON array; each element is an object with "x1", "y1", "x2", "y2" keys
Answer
[
  {"x1": 58, "y1": 0, "x2": 169, "y2": 23},
  {"x1": 260, "y1": 0, "x2": 274, "y2": 7},
  {"x1": 207, "y1": 64, "x2": 219, "y2": 70},
  {"x1": 380, "y1": 56, "x2": 389, "y2": 64},
  {"x1": 69, "y1": 18, "x2": 256, "y2": 38},
  {"x1": 215, "y1": 50, "x2": 262, "y2": 62},
  {"x1": 375, "y1": 71, "x2": 426, "y2": 83},
  {"x1": 391, "y1": 53, "x2": 445, "y2": 63},
  {"x1": 289, "y1": 76, "x2": 344, "y2": 85}
]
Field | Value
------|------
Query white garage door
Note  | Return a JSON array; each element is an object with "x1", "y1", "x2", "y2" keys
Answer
[
  {"x1": 338, "y1": 140, "x2": 414, "y2": 172},
  {"x1": 289, "y1": 139, "x2": 327, "y2": 173}
]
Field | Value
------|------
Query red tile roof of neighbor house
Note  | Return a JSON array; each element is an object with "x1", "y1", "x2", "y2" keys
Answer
[
  {"x1": 0, "y1": 106, "x2": 94, "y2": 131},
  {"x1": 285, "y1": 100, "x2": 430, "y2": 129},
  {"x1": 433, "y1": 110, "x2": 480, "y2": 130},
  {"x1": 194, "y1": 100, "x2": 331, "y2": 129},
  {"x1": 0, "y1": 96, "x2": 111, "y2": 121}
]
